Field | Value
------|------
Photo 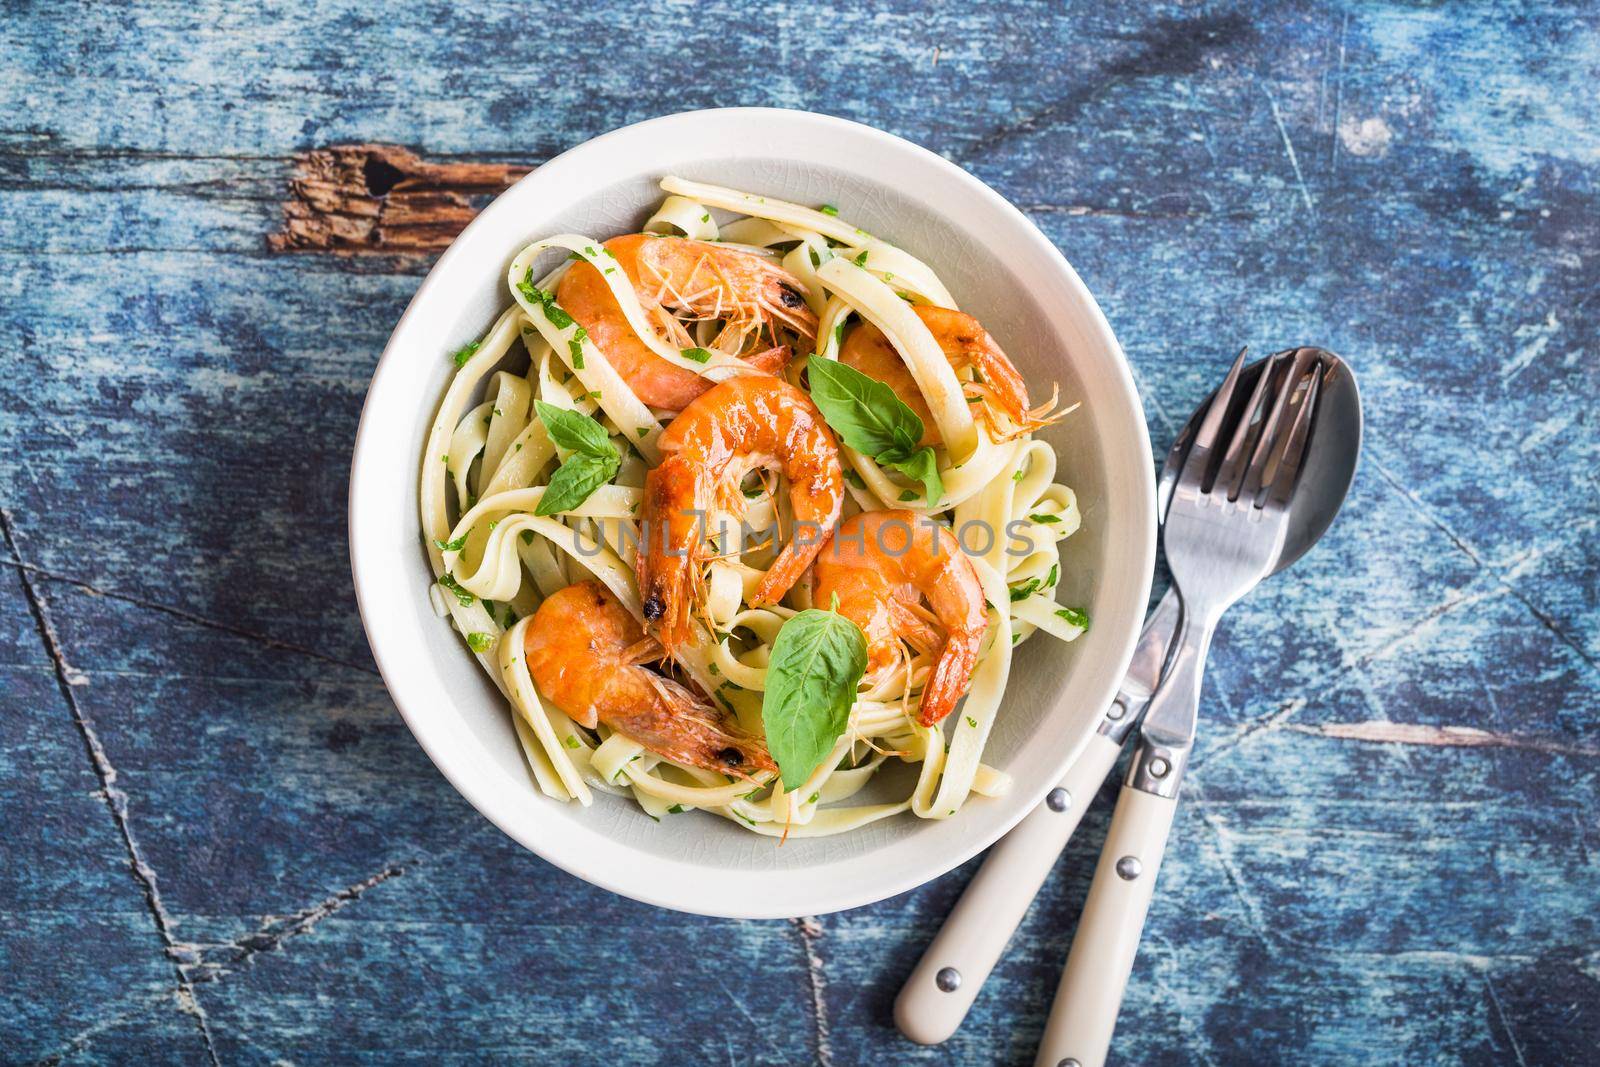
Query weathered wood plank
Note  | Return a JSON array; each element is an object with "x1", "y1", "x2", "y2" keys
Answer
[
  {"x1": 1, "y1": 0, "x2": 1596, "y2": 1064},
  {"x1": 268, "y1": 144, "x2": 530, "y2": 255}
]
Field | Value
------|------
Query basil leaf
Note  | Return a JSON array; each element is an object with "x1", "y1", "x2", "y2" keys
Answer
[
  {"x1": 881, "y1": 445, "x2": 943, "y2": 507},
  {"x1": 536, "y1": 452, "x2": 619, "y2": 516},
  {"x1": 806, "y1": 357, "x2": 924, "y2": 458},
  {"x1": 761, "y1": 609, "x2": 868, "y2": 790},
  {"x1": 535, "y1": 401, "x2": 615, "y2": 460}
]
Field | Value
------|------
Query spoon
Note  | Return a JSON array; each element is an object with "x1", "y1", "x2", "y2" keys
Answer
[
  {"x1": 1034, "y1": 346, "x2": 1358, "y2": 1066},
  {"x1": 895, "y1": 348, "x2": 1360, "y2": 1046}
]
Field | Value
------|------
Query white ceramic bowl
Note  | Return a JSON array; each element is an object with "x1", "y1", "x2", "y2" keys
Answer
[{"x1": 350, "y1": 108, "x2": 1154, "y2": 918}]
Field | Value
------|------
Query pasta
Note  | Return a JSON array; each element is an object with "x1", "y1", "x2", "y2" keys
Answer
[{"x1": 417, "y1": 179, "x2": 1088, "y2": 838}]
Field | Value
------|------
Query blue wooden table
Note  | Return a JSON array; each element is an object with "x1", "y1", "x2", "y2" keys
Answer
[{"x1": 3, "y1": 2, "x2": 1596, "y2": 1063}]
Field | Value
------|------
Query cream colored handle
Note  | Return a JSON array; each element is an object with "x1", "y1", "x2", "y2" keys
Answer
[
  {"x1": 895, "y1": 733, "x2": 1124, "y2": 1045},
  {"x1": 1033, "y1": 785, "x2": 1178, "y2": 1067}
]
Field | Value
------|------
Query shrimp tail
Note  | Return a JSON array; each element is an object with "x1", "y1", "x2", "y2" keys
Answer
[
  {"x1": 915, "y1": 631, "x2": 984, "y2": 727},
  {"x1": 624, "y1": 674, "x2": 777, "y2": 775}
]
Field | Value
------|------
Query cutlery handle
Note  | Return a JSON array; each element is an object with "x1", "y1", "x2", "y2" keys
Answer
[
  {"x1": 1032, "y1": 782, "x2": 1178, "y2": 1067},
  {"x1": 895, "y1": 732, "x2": 1124, "y2": 1045}
]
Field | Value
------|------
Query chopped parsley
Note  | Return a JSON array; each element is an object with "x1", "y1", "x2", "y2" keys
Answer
[
  {"x1": 465, "y1": 632, "x2": 494, "y2": 653},
  {"x1": 517, "y1": 267, "x2": 575, "y2": 328},
  {"x1": 819, "y1": 203, "x2": 839, "y2": 216},
  {"x1": 1031, "y1": 512, "x2": 1062, "y2": 524},
  {"x1": 966, "y1": 716, "x2": 978, "y2": 728},
  {"x1": 568, "y1": 325, "x2": 588, "y2": 369},
  {"x1": 1056, "y1": 607, "x2": 1091, "y2": 631},
  {"x1": 853, "y1": 249, "x2": 869, "y2": 267},
  {"x1": 808, "y1": 792, "x2": 820, "y2": 804},
  {"x1": 680, "y1": 346, "x2": 714, "y2": 364},
  {"x1": 1009, "y1": 577, "x2": 1042, "y2": 602},
  {"x1": 433, "y1": 533, "x2": 467, "y2": 552},
  {"x1": 899, "y1": 490, "x2": 919, "y2": 502},
  {"x1": 667, "y1": 803, "x2": 684, "y2": 814},
  {"x1": 437, "y1": 573, "x2": 474, "y2": 606},
  {"x1": 520, "y1": 530, "x2": 534, "y2": 545},
  {"x1": 843, "y1": 468, "x2": 866, "y2": 490},
  {"x1": 451, "y1": 340, "x2": 480, "y2": 367}
]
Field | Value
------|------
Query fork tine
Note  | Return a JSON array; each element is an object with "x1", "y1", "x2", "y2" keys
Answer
[
  {"x1": 1265, "y1": 363, "x2": 1322, "y2": 506},
  {"x1": 1175, "y1": 346, "x2": 1249, "y2": 491},
  {"x1": 1215, "y1": 350, "x2": 1287, "y2": 500},
  {"x1": 1238, "y1": 348, "x2": 1318, "y2": 503}
]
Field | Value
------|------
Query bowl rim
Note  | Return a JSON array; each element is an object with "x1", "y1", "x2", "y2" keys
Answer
[{"x1": 349, "y1": 106, "x2": 1155, "y2": 918}]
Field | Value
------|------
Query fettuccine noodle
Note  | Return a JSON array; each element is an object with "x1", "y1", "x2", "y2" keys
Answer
[{"x1": 417, "y1": 179, "x2": 1088, "y2": 837}]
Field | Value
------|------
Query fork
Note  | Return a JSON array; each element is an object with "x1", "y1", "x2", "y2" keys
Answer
[{"x1": 1033, "y1": 348, "x2": 1324, "y2": 1067}]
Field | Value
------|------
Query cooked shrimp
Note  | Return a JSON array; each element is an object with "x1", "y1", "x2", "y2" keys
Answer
[
  {"x1": 838, "y1": 305, "x2": 1060, "y2": 444},
  {"x1": 638, "y1": 375, "x2": 844, "y2": 649},
  {"x1": 812, "y1": 509, "x2": 986, "y2": 726},
  {"x1": 524, "y1": 581, "x2": 775, "y2": 775},
  {"x1": 555, "y1": 233, "x2": 816, "y2": 410}
]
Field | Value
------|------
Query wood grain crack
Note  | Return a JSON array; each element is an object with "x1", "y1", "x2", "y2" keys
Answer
[
  {"x1": 789, "y1": 916, "x2": 834, "y2": 1067},
  {"x1": 1369, "y1": 456, "x2": 1598, "y2": 672},
  {"x1": 26, "y1": 991, "x2": 182, "y2": 1067},
  {"x1": 1290, "y1": 720, "x2": 1600, "y2": 757},
  {"x1": 268, "y1": 144, "x2": 530, "y2": 255},
  {"x1": 1187, "y1": 696, "x2": 1306, "y2": 774},
  {"x1": 180, "y1": 862, "x2": 410, "y2": 984},
  {"x1": 1, "y1": 510, "x2": 223, "y2": 1067},
  {"x1": 0, "y1": 554, "x2": 378, "y2": 676}
]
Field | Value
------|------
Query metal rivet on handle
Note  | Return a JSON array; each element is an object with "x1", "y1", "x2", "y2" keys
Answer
[
  {"x1": 1058, "y1": 1059, "x2": 1083, "y2": 1067},
  {"x1": 1149, "y1": 757, "x2": 1170, "y2": 778},
  {"x1": 1106, "y1": 699, "x2": 1127, "y2": 721},
  {"x1": 1115, "y1": 856, "x2": 1142, "y2": 881},
  {"x1": 935, "y1": 967, "x2": 961, "y2": 992},
  {"x1": 1046, "y1": 788, "x2": 1070, "y2": 812}
]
